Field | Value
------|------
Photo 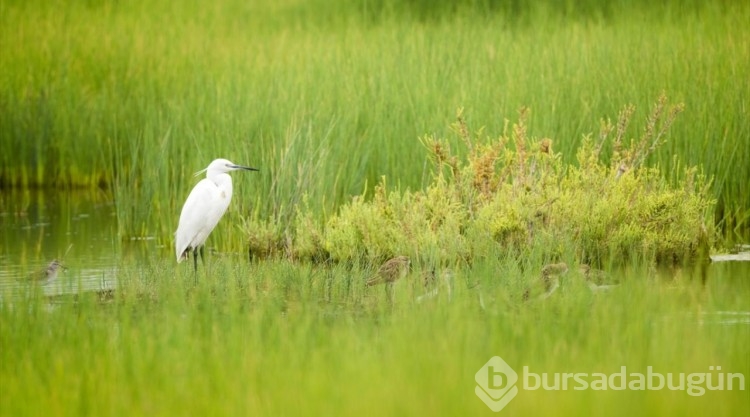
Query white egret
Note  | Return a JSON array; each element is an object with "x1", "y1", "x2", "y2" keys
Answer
[{"x1": 175, "y1": 158, "x2": 258, "y2": 272}]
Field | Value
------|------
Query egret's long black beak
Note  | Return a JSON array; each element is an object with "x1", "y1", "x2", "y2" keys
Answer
[{"x1": 232, "y1": 164, "x2": 259, "y2": 172}]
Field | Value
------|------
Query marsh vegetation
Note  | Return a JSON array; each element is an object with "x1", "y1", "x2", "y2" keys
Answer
[{"x1": 1, "y1": 0, "x2": 748, "y2": 415}]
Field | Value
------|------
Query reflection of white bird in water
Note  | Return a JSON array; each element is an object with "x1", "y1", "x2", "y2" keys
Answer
[
  {"x1": 175, "y1": 158, "x2": 258, "y2": 273},
  {"x1": 524, "y1": 262, "x2": 569, "y2": 301},
  {"x1": 24, "y1": 260, "x2": 66, "y2": 285}
]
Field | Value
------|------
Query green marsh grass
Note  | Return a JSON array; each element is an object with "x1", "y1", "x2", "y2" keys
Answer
[
  {"x1": 1, "y1": 0, "x2": 748, "y2": 244},
  {"x1": 2, "y1": 2, "x2": 749, "y2": 414},
  {"x1": 1, "y1": 257, "x2": 748, "y2": 416}
]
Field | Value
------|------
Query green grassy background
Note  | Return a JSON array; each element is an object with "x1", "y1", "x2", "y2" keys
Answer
[{"x1": 1, "y1": 0, "x2": 748, "y2": 244}]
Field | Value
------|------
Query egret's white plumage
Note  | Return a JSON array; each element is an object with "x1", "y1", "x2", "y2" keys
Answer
[{"x1": 175, "y1": 158, "x2": 258, "y2": 270}]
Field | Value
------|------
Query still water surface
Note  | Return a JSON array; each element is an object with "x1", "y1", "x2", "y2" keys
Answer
[
  {"x1": 1, "y1": 190, "x2": 131, "y2": 296},
  {"x1": 1, "y1": 190, "x2": 748, "y2": 308}
]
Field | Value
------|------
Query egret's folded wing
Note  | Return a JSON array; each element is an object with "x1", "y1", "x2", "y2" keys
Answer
[{"x1": 175, "y1": 179, "x2": 219, "y2": 261}]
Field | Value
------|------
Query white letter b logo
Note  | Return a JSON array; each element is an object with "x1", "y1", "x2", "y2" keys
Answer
[{"x1": 475, "y1": 356, "x2": 519, "y2": 412}]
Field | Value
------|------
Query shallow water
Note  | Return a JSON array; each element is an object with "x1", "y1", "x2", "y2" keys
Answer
[
  {"x1": 0, "y1": 189, "x2": 120, "y2": 296},
  {"x1": 1, "y1": 189, "x2": 748, "y2": 306}
]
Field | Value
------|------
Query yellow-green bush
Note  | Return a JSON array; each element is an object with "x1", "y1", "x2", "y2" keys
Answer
[
  {"x1": 243, "y1": 95, "x2": 714, "y2": 266},
  {"x1": 322, "y1": 178, "x2": 470, "y2": 264}
]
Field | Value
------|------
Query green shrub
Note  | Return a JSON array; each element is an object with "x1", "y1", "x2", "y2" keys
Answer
[{"x1": 243, "y1": 95, "x2": 714, "y2": 267}]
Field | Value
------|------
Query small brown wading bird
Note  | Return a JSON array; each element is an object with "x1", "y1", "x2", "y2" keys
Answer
[
  {"x1": 366, "y1": 256, "x2": 411, "y2": 303},
  {"x1": 578, "y1": 264, "x2": 618, "y2": 292},
  {"x1": 524, "y1": 262, "x2": 569, "y2": 301},
  {"x1": 366, "y1": 256, "x2": 411, "y2": 286},
  {"x1": 416, "y1": 267, "x2": 454, "y2": 303},
  {"x1": 24, "y1": 259, "x2": 66, "y2": 285}
]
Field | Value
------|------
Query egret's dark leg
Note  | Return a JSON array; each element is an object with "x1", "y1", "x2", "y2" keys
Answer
[
  {"x1": 199, "y1": 246, "x2": 206, "y2": 269},
  {"x1": 191, "y1": 248, "x2": 199, "y2": 285}
]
